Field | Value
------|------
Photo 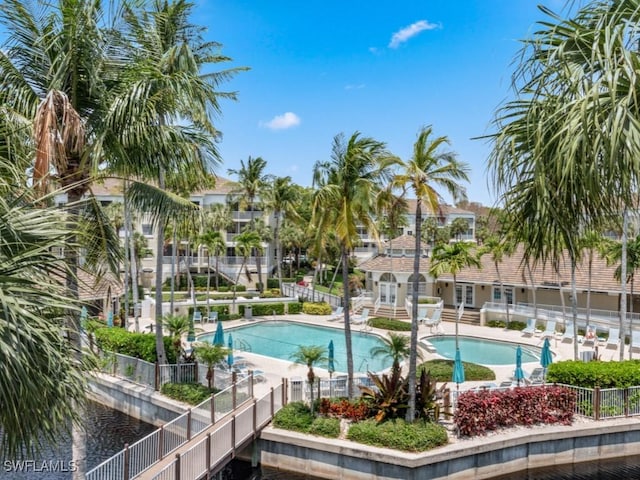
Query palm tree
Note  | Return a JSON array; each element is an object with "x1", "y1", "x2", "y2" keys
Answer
[
  {"x1": 290, "y1": 345, "x2": 329, "y2": 415},
  {"x1": 580, "y1": 230, "x2": 605, "y2": 332},
  {"x1": 162, "y1": 314, "x2": 190, "y2": 361},
  {"x1": 202, "y1": 203, "x2": 232, "y2": 289},
  {"x1": 193, "y1": 342, "x2": 229, "y2": 390},
  {"x1": 231, "y1": 230, "x2": 263, "y2": 312},
  {"x1": 264, "y1": 176, "x2": 301, "y2": 290},
  {"x1": 393, "y1": 125, "x2": 469, "y2": 421},
  {"x1": 429, "y1": 242, "x2": 481, "y2": 350},
  {"x1": 482, "y1": 235, "x2": 515, "y2": 326},
  {"x1": 199, "y1": 230, "x2": 226, "y2": 314},
  {"x1": 228, "y1": 157, "x2": 270, "y2": 292},
  {"x1": 312, "y1": 132, "x2": 397, "y2": 399},
  {"x1": 370, "y1": 333, "x2": 411, "y2": 376}
]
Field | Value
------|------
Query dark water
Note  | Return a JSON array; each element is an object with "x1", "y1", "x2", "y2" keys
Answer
[
  {"x1": 230, "y1": 454, "x2": 640, "y2": 479},
  {"x1": 0, "y1": 400, "x2": 156, "y2": 479}
]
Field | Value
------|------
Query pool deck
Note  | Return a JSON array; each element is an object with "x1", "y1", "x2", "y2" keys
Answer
[{"x1": 135, "y1": 313, "x2": 620, "y2": 390}]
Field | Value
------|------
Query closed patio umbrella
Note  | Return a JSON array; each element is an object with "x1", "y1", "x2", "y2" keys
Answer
[
  {"x1": 514, "y1": 345, "x2": 525, "y2": 386},
  {"x1": 452, "y1": 348, "x2": 465, "y2": 391},
  {"x1": 213, "y1": 320, "x2": 224, "y2": 346},
  {"x1": 227, "y1": 334, "x2": 234, "y2": 367},
  {"x1": 80, "y1": 306, "x2": 88, "y2": 331},
  {"x1": 107, "y1": 311, "x2": 113, "y2": 328},
  {"x1": 328, "y1": 340, "x2": 335, "y2": 397},
  {"x1": 540, "y1": 337, "x2": 553, "y2": 381}
]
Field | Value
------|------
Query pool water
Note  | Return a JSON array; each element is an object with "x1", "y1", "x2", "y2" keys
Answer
[
  {"x1": 427, "y1": 336, "x2": 541, "y2": 365},
  {"x1": 199, "y1": 321, "x2": 391, "y2": 373}
]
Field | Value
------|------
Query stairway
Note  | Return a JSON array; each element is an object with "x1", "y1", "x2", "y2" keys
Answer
[{"x1": 440, "y1": 307, "x2": 481, "y2": 326}]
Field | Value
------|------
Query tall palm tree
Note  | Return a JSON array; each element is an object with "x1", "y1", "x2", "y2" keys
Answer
[
  {"x1": 231, "y1": 230, "x2": 262, "y2": 312},
  {"x1": 228, "y1": 156, "x2": 270, "y2": 292},
  {"x1": 370, "y1": 333, "x2": 411, "y2": 376},
  {"x1": 162, "y1": 314, "x2": 190, "y2": 361},
  {"x1": 199, "y1": 230, "x2": 226, "y2": 314},
  {"x1": 393, "y1": 125, "x2": 469, "y2": 421},
  {"x1": 482, "y1": 235, "x2": 515, "y2": 326},
  {"x1": 429, "y1": 242, "x2": 481, "y2": 350},
  {"x1": 194, "y1": 342, "x2": 229, "y2": 390},
  {"x1": 264, "y1": 176, "x2": 301, "y2": 290},
  {"x1": 580, "y1": 230, "x2": 605, "y2": 332},
  {"x1": 312, "y1": 132, "x2": 397, "y2": 399},
  {"x1": 289, "y1": 345, "x2": 329, "y2": 415}
]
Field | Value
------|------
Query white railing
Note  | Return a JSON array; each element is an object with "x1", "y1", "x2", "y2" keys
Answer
[
  {"x1": 351, "y1": 292, "x2": 373, "y2": 313},
  {"x1": 374, "y1": 296, "x2": 381, "y2": 314},
  {"x1": 86, "y1": 376, "x2": 254, "y2": 480},
  {"x1": 281, "y1": 282, "x2": 342, "y2": 308}
]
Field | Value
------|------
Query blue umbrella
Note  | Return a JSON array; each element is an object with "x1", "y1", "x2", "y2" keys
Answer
[
  {"x1": 540, "y1": 337, "x2": 553, "y2": 381},
  {"x1": 328, "y1": 340, "x2": 335, "y2": 376},
  {"x1": 227, "y1": 334, "x2": 234, "y2": 367},
  {"x1": 452, "y1": 348, "x2": 465, "y2": 390},
  {"x1": 212, "y1": 320, "x2": 224, "y2": 346},
  {"x1": 107, "y1": 311, "x2": 114, "y2": 328},
  {"x1": 514, "y1": 345, "x2": 526, "y2": 386}
]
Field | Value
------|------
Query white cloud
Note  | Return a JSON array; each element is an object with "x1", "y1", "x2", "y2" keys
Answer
[
  {"x1": 260, "y1": 112, "x2": 301, "y2": 130},
  {"x1": 389, "y1": 20, "x2": 440, "y2": 49}
]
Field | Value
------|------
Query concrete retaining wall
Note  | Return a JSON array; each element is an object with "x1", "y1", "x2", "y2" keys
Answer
[
  {"x1": 257, "y1": 418, "x2": 640, "y2": 480},
  {"x1": 88, "y1": 373, "x2": 187, "y2": 426}
]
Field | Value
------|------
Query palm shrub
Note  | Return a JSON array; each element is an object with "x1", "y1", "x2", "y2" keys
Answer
[{"x1": 360, "y1": 369, "x2": 408, "y2": 422}]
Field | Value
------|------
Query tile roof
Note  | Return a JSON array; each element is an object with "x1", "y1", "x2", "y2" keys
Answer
[
  {"x1": 404, "y1": 199, "x2": 474, "y2": 216},
  {"x1": 89, "y1": 176, "x2": 236, "y2": 197}
]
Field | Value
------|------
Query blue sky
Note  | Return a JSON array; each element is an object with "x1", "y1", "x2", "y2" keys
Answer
[{"x1": 198, "y1": 0, "x2": 570, "y2": 206}]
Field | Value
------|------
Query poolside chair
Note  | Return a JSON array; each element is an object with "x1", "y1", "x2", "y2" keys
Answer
[
  {"x1": 540, "y1": 320, "x2": 557, "y2": 340},
  {"x1": 208, "y1": 311, "x2": 218, "y2": 323},
  {"x1": 327, "y1": 306, "x2": 344, "y2": 322},
  {"x1": 561, "y1": 322, "x2": 575, "y2": 343},
  {"x1": 193, "y1": 310, "x2": 202, "y2": 323},
  {"x1": 528, "y1": 367, "x2": 545, "y2": 385},
  {"x1": 522, "y1": 318, "x2": 538, "y2": 336},
  {"x1": 351, "y1": 308, "x2": 369, "y2": 325},
  {"x1": 631, "y1": 330, "x2": 640, "y2": 353},
  {"x1": 605, "y1": 327, "x2": 620, "y2": 349},
  {"x1": 582, "y1": 325, "x2": 598, "y2": 346},
  {"x1": 423, "y1": 309, "x2": 443, "y2": 334}
]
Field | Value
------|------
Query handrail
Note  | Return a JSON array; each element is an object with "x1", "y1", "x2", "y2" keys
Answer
[{"x1": 374, "y1": 296, "x2": 381, "y2": 314}]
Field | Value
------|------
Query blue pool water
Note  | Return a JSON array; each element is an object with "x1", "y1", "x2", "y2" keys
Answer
[
  {"x1": 199, "y1": 321, "x2": 391, "y2": 373},
  {"x1": 427, "y1": 336, "x2": 541, "y2": 365}
]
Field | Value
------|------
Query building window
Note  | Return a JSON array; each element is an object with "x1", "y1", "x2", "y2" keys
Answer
[
  {"x1": 492, "y1": 286, "x2": 514, "y2": 305},
  {"x1": 142, "y1": 224, "x2": 153, "y2": 236}
]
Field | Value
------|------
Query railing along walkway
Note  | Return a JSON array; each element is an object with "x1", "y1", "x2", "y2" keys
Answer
[{"x1": 138, "y1": 382, "x2": 285, "y2": 480}]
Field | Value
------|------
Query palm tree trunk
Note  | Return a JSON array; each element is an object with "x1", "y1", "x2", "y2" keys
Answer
[
  {"x1": 122, "y1": 191, "x2": 130, "y2": 330},
  {"x1": 586, "y1": 251, "x2": 593, "y2": 329},
  {"x1": 406, "y1": 203, "x2": 421, "y2": 422},
  {"x1": 275, "y1": 212, "x2": 283, "y2": 291},
  {"x1": 170, "y1": 225, "x2": 177, "y2": 313},
  {"x1": 526, "y1": 260, "x2": 538, "y2": 323},
  {"x1": 341, "y1": 245, "x2": 354, "y2": 398},
  {"x1": 571, "y1": 259, "x2": 579, "y2": 360},
  {"x1": 453, "y1": 275, "x2": 459, "y2": 350},
  {"x1": 125, "y1": 190, "x2": 140, "y2": 332},
  {"x1": 206, "y1": 252, "x2": 212, "y2": 316},
  {"x1": 154, "y1": 169, "x2": 168, "y2": 365},
  {"x1": 621, "y1": 208, "x2": 629, "y2": 362},
  {"x1": 328, "y1": 256, "x2": 341, "y2": 295},
  {"x1": 496, "y1": 261, "x2": 510, "y2": 326},
  {"x1": 629, "y1": 275, "x2": 635, "y2": 360}
]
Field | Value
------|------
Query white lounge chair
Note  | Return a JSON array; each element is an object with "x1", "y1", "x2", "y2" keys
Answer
[
  {"x1": 327, "y1": 306, "x2": 344, "y2": 322},
  {"x1": 605, "y1": 327, "x2": 620, "y2": 349},
  {"x1": 208, "y1": 311, "x2": 218, "y2": 323},
  {"x1": 423, "y1": 309, "x2": 443, "y2": 334},
  {"x1": 193, "y1": 311, "x2": 202, "y2": 323},
  {"x1": 561, "y1": 322, "x2": 575, "y2": 343},
  {"x1": 582, "y1": 325, "x2": 598, "y2": 346},
  {"x1": 522, "y1": 318, "x2": 538, "y2": 336},
  {"x1": 540, "y1": 320, "x2": 557, "y2": 339},
  {"x1": 351, "y1": 308, "x2": 369, "y2": 325}
]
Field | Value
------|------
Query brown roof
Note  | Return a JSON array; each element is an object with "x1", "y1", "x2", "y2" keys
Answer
[
  {"x1": 404, "y1": 199, "x2": 474, "y2": 216},
  {"x1": 385, "y1": 234, "x2": 428, "y2": 250},
  {"x1": 89, "y1": 176, "x2": 236, "y2": 197},
  {"x1": 78, "y1": 270, "x2": 124, "y2": 301}
]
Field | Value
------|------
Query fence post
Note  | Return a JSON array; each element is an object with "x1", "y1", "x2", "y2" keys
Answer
[
  {"x1": 270, "y1": 388, "x2": 275, "y2": 417},
  {"x1": 253, "y1": 398, "x2": 258, "y2": 436},
  {"x1": 187, "y1": 409, "x2": 192, "y2": 440},
  {"x1": 250, "y1": 371, "x2": 254, "y2": 397},
  {"x1": 210, "y1": 393, "x2": 216, "y2": 424},
  {"x1": 282, "y1": 378, "x2": 288, "y2": 406},
  {"x1": 158, "y1": 426, "x2": 164, "y2": 460},
  {"x1": 123, "y1": 443, "x2": 130, "y2": 480},
  {"x1": 174, "y1": 453, "x2": 181, "y2": 479},
  {"x1": 155, "y1": 362, "x2": 160, "y2": 391},
  {"x1": 232, "y1": 376, "x2": 237, "y2": 410},
  {"x1": 625, "y1": 387, "x2": 630, "y2": 417},
  {"x1": 195, "y1": 360, "x2": 199, "y2": 384},
  {"x1": 206, "y1": 433, "x2": 212, "y2": 476},
  {"x1": 231, "y1": 416, "x2": 237, "y2": 450},
  {"x1": 594, "y1": 386, "x2": 601, "y2": 420}
]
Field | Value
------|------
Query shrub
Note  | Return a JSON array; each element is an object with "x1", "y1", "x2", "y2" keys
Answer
[
  {"x1": 267, "y1": 278, "x2": 280, "y2": 289},
  {"x1": 160, "y1": 383, "x2": 216, "y2": 405},
  {"x1": 94, "y1": 328, "x2": 176, "y2": 363},
  {"x1": 418, "y1": 359, "x2": 495, "y2": 382},
  {"x1": 454, "y1": 385, "x2": 575, "y2": 437},
  {"x1": 368, "y1": 317, "x2": 411, "y2": 331},
  {"x1": 546, "y1": 359, "x2": 640, "y2": 388},
  {"x1": 238, "y1": 303, "x2": 285, "y2": 316},
  {"x1": 308, "y1": 417, "x2": 340, "y2": 438},
  {"x1": 302, "y1": 302, "x2": 332, "y2": 315},
  {"x1": 318, "y1": 398, "x2": 370, "y2": 422},
  {"x1": 273, "y1": 402, "x2": 314, "y2": 432},
  {"x1": 487, "y1": 319, "x2": 527, "y2": 331},
  {"x1": 347, "y1": 419, "x2": 448, "y2": 452},
  {"x1": 287, "y1": 302, "x2": 303, "y2": 314}
]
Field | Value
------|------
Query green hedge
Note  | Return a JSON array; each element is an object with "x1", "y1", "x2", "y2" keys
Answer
[
  {"x1": 487, "y1": 319, "x2": 527, "y2": 331},
  {"x1": 93, "y1": 327, "x2": 176, "y2": 363},
  {"x1": 418, "y1": 359, "x2": 495, "y2": 382},
  {"x1": 547, "y1": 360, "x2": 640, "y2": 388},
  {"x1": 347, "y1": 419, "x2": 448, "y2": 452},
  {"x1": 188, "y1": 305, "x2": 230, "y2": 317},
  {"x1": 160, "y1": 383, "x2": 216, "y2": 405},
  {"x1": 302, "y1": 302, "x2": 332, "y2": 315},
  {"x1": 239, "y1": 303, "x2": 285, "y2": 316},
  {"x1": 287, "y1": 302, "x2": 303, "y2": 314},
  {"x1": 368, "y1": 317, "x2": 411, "y2": 331}
]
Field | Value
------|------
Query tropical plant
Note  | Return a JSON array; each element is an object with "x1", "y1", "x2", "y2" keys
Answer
[
  {"x1": 199, "y1": 229, "x2": 226, "y2": 313},
  {"x1": 359, "y1": 368, "x2": 408, "y2": 422},
  {"x1": 312, "y1": 132, "x2": 397, "y2": 399},
  {"x1": 393, "y1": 125, "x2": 469, "y2": 421},
  {"x1": 482, "y1": 235, "x2": 515, "y2": 325},
  {"x1": 290, "y1": 345, "x2": 329, "y2": 415},
  {"x1": 231, "y1": 230, "x2": 262, "y2": 311},
  {"x1": 193, "y1": 342, "x2": 229, "y2": 390},
  {"x1": 162, "y1": 314, "x2": 190, "y2": 361},
  {"x1": 370, "y1": 333, "x2": 412, "y2": 375}
]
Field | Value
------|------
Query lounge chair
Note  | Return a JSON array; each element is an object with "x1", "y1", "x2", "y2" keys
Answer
[
  {"x1": 561, "y1": 322, "x2": 575, "y2": 343},
  {"x1": 208, "y1": 311, "x2": 218, "y2": 323},
  {"x1": 540, "y1": 320, "x2": 557, "y2": 339},
  {"x1": 522, "y1": 318, "x2": 538, "y2": 336},
  {"x1": 423, "y1": 309, "x2": 443, "y2": 334},
  {"x1": 631, "y1": 330, "x2": 640, "y2": 352},
  {"x1": 582, "y1": 325, "x2": 598, "y2": 346},
  {"x1": 327, "y1": 306, "x2": 344, "y2": 322},
  {"x1": 193, "y1": 311, "x2": 202, "y2": 323},
  {"x1": 528, "y1": 367, "x2": 545, "y2": 384},
  {"x1": 605, "y1": 327, "x2": 620, "y2": 349},
  {"x1": 351, "y1": 308, "x2": 369, "y2": 325}
]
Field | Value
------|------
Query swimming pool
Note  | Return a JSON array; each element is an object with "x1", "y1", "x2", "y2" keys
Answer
[
  {"x1": 425, "y1": 336, "x2": 541, "y2": 365},
  {"x1": 198, "y1": 321, "x2": 392, "y2": 373}
]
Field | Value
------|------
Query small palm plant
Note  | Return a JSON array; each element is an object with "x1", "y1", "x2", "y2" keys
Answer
[
  {"x1": 193, "y1": 342, "x2": 229, "y2": 390},
  {"x1": 162, "y1": 315, "x2": 190, "y2": 362},
  {"x1": 370, "y1": 333, "x2": 412, "y2": 375},
  {"x1": 360, "y1": 368, "x2": 408, "y2": 422},
  {"x1": 290, "y1": 345, "x2": 329, "y2": 414}
]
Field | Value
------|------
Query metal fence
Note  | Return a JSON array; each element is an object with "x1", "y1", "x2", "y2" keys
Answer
[
  {"x1": 281, "y1": 282, "x2": 343, "y2": 308},
  {"x1": 289, "y1": 375, "x2": 377, "y2": 403},
  {"x1": 86, "y1": 375, "x2": 254, "y2": 480}
]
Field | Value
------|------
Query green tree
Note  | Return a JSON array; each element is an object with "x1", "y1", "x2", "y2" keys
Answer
[
  {"x1": 370, "y1": 333, "x2": 412, "y2": 376},
  {"x1": 449, "y1": 218, "x2": 470, "y2": 241},
  {"x1": 162, "y1": 314, "x2": 190, "y2": 361},
  {"x1": 312, "y1": 132, "x2": 397, "y2": 399},
  {"x1": 231, "y1": 230, "x2": 262, "y2": 311},
  {"x1": 289, "y1": 345, "x2": 329, "y2": 415},
  {"x1": 193, "y1": 342, "x2": 229, "y2": 390},
  {"x1": 482, "y1": 235, "x2": 515, "y2": 325},
  {"x1": 393, "y1": 125, "x2": 469, "y2": 421},
  {"x1": 199, "y1": 230, "x2": 226, "y2": 312}
]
